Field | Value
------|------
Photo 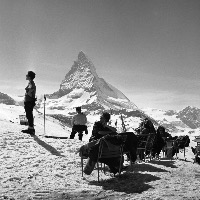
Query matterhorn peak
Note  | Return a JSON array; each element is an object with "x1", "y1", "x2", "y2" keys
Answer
[
  {"x1": 60, "y1": 51, "x2": 99, "y2": 92},
  {"x1": 47, "y1": 51, "x2": 138, "y2": 110},
  {"x1": 78, "y1": 51, "x2": 88, "y2": 62}
]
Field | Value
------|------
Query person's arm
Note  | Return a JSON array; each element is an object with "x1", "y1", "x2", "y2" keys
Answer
[
  {"x1": 71, "y1": 116, "x2": 75, "y2": 126},
  {"x1": 83, "y1": 114, "x2": 87, "y2": 124},
  {"x1": 105, "y1": 124, "x2": 117, "y2": 132},
  {"x1": 92, "y1": 122, "x2": 100, "y2": 137},
  {"x1": 98, "y1": 124, "x2": 117, "y2": 135},
  {"x1": 98, "y1": 130, "x2": 113, "y2": 135},
  {"x1": 92, "y1": 122, "x2": 111, "y2": 136}
]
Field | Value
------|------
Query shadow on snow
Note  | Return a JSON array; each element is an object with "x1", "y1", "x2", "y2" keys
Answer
[
  {"x1": 32, "y1": 135, "x2": 64, "y2": 156},
  {"x1": 89, "y1": 171, "x2": 160, "y2": 194}
]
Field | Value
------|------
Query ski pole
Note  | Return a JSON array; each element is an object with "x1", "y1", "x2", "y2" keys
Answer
[
  {"x1": 44, "y1": 94, "x2": 46, "y2": 135},
  {"x1": 120, "y1": 113, "x2": 127, "y2": 132}
]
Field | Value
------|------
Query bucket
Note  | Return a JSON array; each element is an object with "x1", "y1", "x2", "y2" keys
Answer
[{"x1": 19, "y1": 115, "x2": 29, "y2": 126}]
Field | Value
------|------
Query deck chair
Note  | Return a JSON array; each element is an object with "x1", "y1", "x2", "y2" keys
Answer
[
  {"x1": 162, "y1": 140, "x2": 172, "y2": 158},
  {"x1": 80, "y1": 151, "x2": 89, "y2": 177},
  {"x1": 193, "y1": 137, "x2": 200, "y2": 164},
  {"x1": 162, "y1": 140, "x2": 177, "y2": 159},
  {"x1": 96, "y1": 137, "x2": 124, "y2": 182},
  {"x1": 137, "y1": 133, "x2": 156, "y2": 162},
  {"x1": 177, "y1": 138, "x2": 189, "y2": 160}
]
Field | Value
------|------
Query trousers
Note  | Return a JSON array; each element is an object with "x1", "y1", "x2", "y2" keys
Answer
[
  {"x1": 24, "y1": 101, "x2": 35, "y2": 128},
  {"x1": 70, "y1": 125, "x2": 88, "y2": 141}
]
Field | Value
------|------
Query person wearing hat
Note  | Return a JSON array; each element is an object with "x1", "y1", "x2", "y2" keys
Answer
[
  {"x1": 70, "y1": 107, "x2": 88, "y2": 141},
  {"x1": 22, "y1": 71, "x2": 36, "y2": 135}
]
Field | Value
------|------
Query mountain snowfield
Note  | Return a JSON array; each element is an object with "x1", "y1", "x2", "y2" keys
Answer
[{"x1": 1, "y1": 104, "x2": 200, "y2": 200}]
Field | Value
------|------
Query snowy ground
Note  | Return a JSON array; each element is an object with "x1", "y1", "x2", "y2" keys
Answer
[{"x1": 1, "y1": 104, "x2": 200, "y2": 200}]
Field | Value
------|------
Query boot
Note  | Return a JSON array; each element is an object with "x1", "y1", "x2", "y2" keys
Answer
[{"x1": 22, "y1": 128, "x2": 35, "y2": 135}]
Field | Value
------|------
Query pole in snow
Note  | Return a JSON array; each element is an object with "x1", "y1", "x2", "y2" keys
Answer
[{"x1": 44, "y1": 94, "x2": 46, "y2": 135}]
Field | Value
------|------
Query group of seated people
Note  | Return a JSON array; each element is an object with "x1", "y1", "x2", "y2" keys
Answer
[
  {"x1": 77, "y1": 111, "x2": 190, "y2": 175},
  {"x1": 77, "y1": 112, "x2": 169, "y2": 174}
]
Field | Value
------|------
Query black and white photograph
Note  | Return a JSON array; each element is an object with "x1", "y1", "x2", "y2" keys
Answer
[{"x1": 0, "y1": 0, "x2": 200, "y2": 199}]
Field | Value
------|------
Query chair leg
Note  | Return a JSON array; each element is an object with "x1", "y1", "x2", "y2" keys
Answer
[
  {"x1": 184, "y1": 147, "x2": 185, "y2": 158},
  {"x1": 81, "y1": 158, "x2": 83, "y2": 177},
  {"x1": 118, "y1": 149, "x2": 123, "y2": 177},
  {"x1": 129, "y1": 152, "x2": 132, "y2": 166},
  {"x1": 97, "y1": 162, "x2": 100, "y2": 182}
]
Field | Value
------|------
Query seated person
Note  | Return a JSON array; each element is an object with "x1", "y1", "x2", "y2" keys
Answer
[
  {"x1": 151, "y1": 126, "x2": 166, "y2": 157},
  {"x1": 89, "y1": 112, "x2": 137, "y2": 163},
  {"x1": 89, "y1": 112, "x2": 117, "y2": 142},
  {"x1": 80, "y1": 112, "x2": 137, "y2": 174},
  {"x1": 191, "y1": 146, "x2": 200, "y2": 164},
  {"x1": 157, "y1": 125, "x2": 172, "y2": 138},
  {"x1": 157, "y1": 126, "x2": 172, "y2": 141},
  {"x1": 135, "y1": 118, "x2": 156, "y2": 135},
  {"x1": 70, "y1": 107, "x2": 88, "y2": 141},
  {"x1": 135, "y1": 118, "x2": 156, "y2": 159}
]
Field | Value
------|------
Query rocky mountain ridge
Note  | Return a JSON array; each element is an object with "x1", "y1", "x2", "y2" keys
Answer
[
  {"x1": 176, "y1": 106, "x2": 200, "y2": 129},
  {"x1": 47, "y1": 51, "x2": 137, "y2": 110}
]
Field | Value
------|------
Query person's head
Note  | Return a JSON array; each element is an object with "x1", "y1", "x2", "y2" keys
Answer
[
  {"x1": 26, "y1": 71, "x2": 36, "y2": 80},
  {"x1": 76, "y1": 107, "x2": 81, "y2": 113},
  {"x1": 100, "y1": 112, "x2": 110, "y2": 123},
  {"x1": 157, "y1": 126, "x2": 165, "y2": 134},
  {"x1": 142, "y1": 118, "x2": 151, "y2": 128}
]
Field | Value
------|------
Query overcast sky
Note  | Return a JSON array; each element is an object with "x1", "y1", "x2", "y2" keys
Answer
[{"x1": 0, "y1": 0, "x2": 199, "y2": 110}]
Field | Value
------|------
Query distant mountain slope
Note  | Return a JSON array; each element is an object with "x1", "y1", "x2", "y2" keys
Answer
[
  {"x1": 142, "y1": 106, "x2": 200, "y2": 133},
  {"x1": 177, "y1": 106, "x2": 200, "y2": 129},
  {"x1": 0, "y1": 92, "x2": 15, "y2": 105}
]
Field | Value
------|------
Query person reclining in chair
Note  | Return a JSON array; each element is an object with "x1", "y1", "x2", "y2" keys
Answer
[
  {"x1": 135, "y1": 118, "x2": 156, "y2": 135},
  {"x1": 79, "y1": 112, "x2": 137, "y2": 175},
  {"x1": 89, "y1": 112, "x2": 117, "y2": 142}
]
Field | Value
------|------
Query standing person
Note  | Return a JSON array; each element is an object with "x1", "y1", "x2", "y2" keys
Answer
[
  {"x1": 22, "y1": 71, "x2": 36, "y2": 135},
  {"x1": 70, "y1": 107, "x2": 88, "y2": 141}
]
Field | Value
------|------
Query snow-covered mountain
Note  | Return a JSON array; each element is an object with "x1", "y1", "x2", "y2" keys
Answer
[
  {"x1": 34, "y1": 51, "x2": 200, "y2": 136},
  {"x1": 44, "y1": 51, "x2": 137, "y2": 111},
  {"x1": 1, "y1": 51, "x2": 199, "y2": 137},
  {"x1": 0, "y1": 92, "x2": 15, "y2": 105},
  {"x1": 177, "y1": 106, "x2": 200, "y2": 129},
  {"x1": 142, "y1": 107, "x2": 200, "y2": 135}
]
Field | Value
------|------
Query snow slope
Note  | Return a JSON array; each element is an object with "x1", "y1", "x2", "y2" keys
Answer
[
  {"x1": 0, "y1": 104, "x2": 70, "y2": 139},
  {"x1": 1, "y1": 104, "x2": 200, "y2": 200}
]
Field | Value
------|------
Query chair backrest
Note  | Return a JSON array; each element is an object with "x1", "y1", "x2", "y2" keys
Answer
[
  {"x1": 166, "y1": 140, "x2": 174, "y2": 148},
  {"x1": 98, "y1": 138, "x2": 123, "y2": 159},
  {"x1": 194, "y1": 137, "x2": 200, "y2": 146},
  {"x1": 145, "y1": 133, "x2": 156, "y2": 151}
]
